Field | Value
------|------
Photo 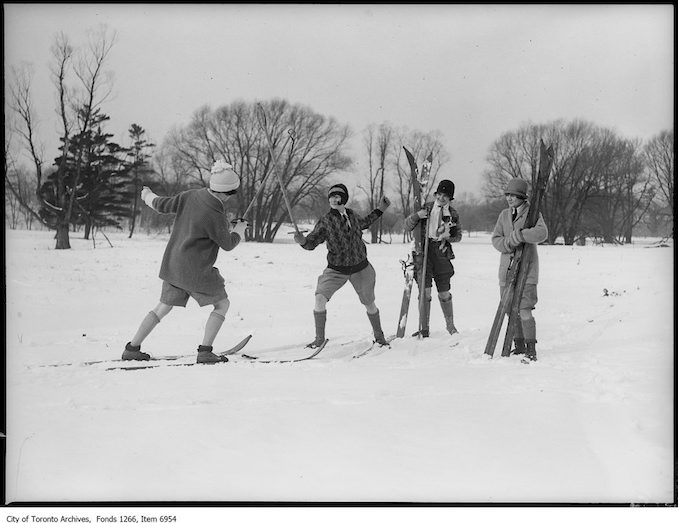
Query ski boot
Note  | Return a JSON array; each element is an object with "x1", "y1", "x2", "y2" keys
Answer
[
  {"x1": 411, "y1": 297, "x2": 431, "y2": 338},
  {"x1": 196, "y1": 345, "x2": 229, "y2": 364},
  {"x1": 511, "y1": 338, "x2": 527, "y2": 355},
  {"x1": 305, "y1": 338, "x2": 327, "y2": 349},
  {"x1": 122, "y1": 342, "x2": 151, "y2": 361},
  {"x1": 521, "y1": 340, "x2": 538, "y2": 364},
  {"x1": 374, "y1": 334, "x2": 391, "y2": 347}
]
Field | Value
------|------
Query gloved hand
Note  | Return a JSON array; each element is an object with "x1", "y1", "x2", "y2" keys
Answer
[
  {"x1": 141, "y1": 186, "x2": 158, "y2": 207},
  {"x1": 416, "y1": 208, "x2": 428, "y2": 220},
  {"x1": 378, "y1": 195, "x2": 391, "y2": 213},
  {"x1": 294, "y1": 232, "x2": 307, "y2": 245},
  {"x1": 231, "y1": 219, "x2": 248, "y2": 239}
]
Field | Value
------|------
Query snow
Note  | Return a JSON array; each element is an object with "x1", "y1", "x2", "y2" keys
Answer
[{"x1": 3, "y1": 228, "x2": 675, "y2": 516}]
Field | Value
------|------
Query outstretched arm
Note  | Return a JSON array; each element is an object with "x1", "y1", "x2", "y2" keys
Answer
[{"x1": 295, "y1": 219, "x2": 326, "y2": 250}]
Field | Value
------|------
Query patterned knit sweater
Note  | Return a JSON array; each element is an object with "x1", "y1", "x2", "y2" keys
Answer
[
  {"x1": 150, "y1": 188, "x2": 241, "y2": 293},
  {"x1": 300, "y1": 207, "x2": 384, "y2": 274}
]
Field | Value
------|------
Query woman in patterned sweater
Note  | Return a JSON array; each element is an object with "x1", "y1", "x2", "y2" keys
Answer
[{"x1": 294, "y1": 183, "x2": 391, "y2": 348}]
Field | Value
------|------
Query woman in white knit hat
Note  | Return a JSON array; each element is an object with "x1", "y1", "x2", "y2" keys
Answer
[{"x1": 122, "y1": 160, "x2": 249, "y2": 364}]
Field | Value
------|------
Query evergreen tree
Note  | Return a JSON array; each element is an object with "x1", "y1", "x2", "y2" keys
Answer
[
  {"x1": 126, "y1": 124, "x2": 156, "y2": 238},
  {"x1": 40, "y1": 108, "x2": 135, "y2": 238}
]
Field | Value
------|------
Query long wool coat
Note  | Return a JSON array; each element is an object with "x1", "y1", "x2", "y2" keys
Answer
[
  {"x1": 150, "y1": 188, "x2": 241, "y2": 293},
  {"x1": 491, "y1": 202, "x2": 548, "y2": 286}
]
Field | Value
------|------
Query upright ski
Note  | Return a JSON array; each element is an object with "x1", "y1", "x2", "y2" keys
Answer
[
  {"x1": 500, "y1": 142, "x2": 553, "y2": 357},
  {"x1": 484, "y1": 140, "x2": 553, "y2": 358},
  {"x1": 396, "y1": 256, "x2": 415, "y2": 338},
  {"x1": 397, "y1": 147, "x2": 432, "y2": 339}
]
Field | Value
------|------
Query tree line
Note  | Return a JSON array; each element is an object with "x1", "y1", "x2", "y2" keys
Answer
[{"x1": 5, "y1": 27, "x2": 674, "y2": 249}]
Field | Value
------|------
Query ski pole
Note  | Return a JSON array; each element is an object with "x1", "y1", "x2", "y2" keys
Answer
[
  {"x1": 255, "y1": 104, "x2": 302, "y2": 234},
  {"x1": 242, "y1": 127, "x2": 296, "y2": 220}
]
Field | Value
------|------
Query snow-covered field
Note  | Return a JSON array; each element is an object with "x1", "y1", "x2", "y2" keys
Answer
[{"x1": 4, "y1": 228, "x2": 674, "y2": 512}]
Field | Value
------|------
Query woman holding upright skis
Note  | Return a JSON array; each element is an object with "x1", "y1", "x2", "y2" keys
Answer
[
  {"x1": 404, "y1": 179, "x2": 462, "y2": 338},
  {"x1": 491, "y1": 178, "x2": 548, "y2": 363},
  {"x1": 294, "y1": 183, "x2": 391, "y2": 348}
]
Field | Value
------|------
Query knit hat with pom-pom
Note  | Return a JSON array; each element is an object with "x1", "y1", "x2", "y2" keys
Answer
[{"x1": 210, "y1": 160, "x2": 240, "y2": 192}]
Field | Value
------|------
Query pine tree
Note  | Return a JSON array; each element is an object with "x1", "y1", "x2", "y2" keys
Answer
[
  {"x1": 40, "y1": 108, "x2": 136, "y2": 238},
  {"x1": 126, "y1": 124, "x2": 156, "y2": 238}
]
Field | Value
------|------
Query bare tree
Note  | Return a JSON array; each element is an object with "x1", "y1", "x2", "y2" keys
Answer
[
  {"x1": 162, "y1": 98, "x2": 353, "y2": 242},
  {"x1": 359, "y1": 122, "x2": 394, "y2": 243},
  {"x1": 644, "y1": 129, "x2": 674, "y2": 237},
  {"x1": 584, "y1": 137, "x2": 652, "y2": 244},
  {"x1": 484, "y1": 119, "x2": 663, "y2": 244}
]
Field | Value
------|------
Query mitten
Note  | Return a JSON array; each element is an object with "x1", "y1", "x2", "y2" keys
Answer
[
  {"x1": 232, "y1": 219, "x2": 248, "y2": 239},
  {"x1": 141, "y1": 186, "x2": 158, "y2": 207},
  {"x1": 378, "y1": 195, "x2": 391, "y2": 213}
]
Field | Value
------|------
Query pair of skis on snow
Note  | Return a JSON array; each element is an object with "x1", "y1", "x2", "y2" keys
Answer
[
  {"x1": 38, "y1": 334, "x2": 394, "y2": 372},
  {"x1": 106, "y1": 336, "x2": 326, "y2": 371},
  {"x1": 105, "y1": 334, "x2": 396, "y2": 371}
]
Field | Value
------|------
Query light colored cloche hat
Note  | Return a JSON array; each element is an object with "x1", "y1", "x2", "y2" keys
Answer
[{"x1": 505, "y1": 178, "x2": 528, "y2": 199}]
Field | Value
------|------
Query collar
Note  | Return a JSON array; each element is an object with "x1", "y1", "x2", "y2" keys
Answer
[
  {"x1": 329, "y1": 207, "x2": 350, "y2": 217},
  {"x1": 200, "y1": 188, "x2": 227, "y2": 213}
]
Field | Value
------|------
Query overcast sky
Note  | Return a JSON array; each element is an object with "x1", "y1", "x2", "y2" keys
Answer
[{"x1": 4, "y1": 3, "x2": 674, "y2": 197}]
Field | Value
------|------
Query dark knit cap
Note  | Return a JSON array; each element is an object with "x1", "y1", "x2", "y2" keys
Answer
[
  {"x1": 435, "y1": 180, "x2": 455, "y2": 200},
  {"x1": 328, "y1": 183, "x2": 349, "y2": 205}
]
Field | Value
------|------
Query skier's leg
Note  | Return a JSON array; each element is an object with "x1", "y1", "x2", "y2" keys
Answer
[
  {"x1": 197, "y1": 297, "x2": 231, "y2": 364},
  {"x1": 365, "y1": 302, "x2": 387, "y2": 345},
  {"x1": 311, "y1": 295, "x2": 328, "y2": 347},
  {"x1": 124, "y1": 303, "x2": 172, "y2": 361},
  {"x1": 201, "y1": 297, "x2": 230, "y2": 347},
  {"x1": 511, "y1": 318, "x2": 526, "y2": 354},
  {"x1": 132, "y1": 303, "x2": 172, "y2": 345},
  {"x1": 437, "y1": 291, "x2": 458, "y2": 335},
  {"x1": 351, "y1": 264, "x2": 387, "y2": 345},
  {"x1": 519, "y1": 284, "x2": 538, "y2": 362},
  {"x1": 314, "y1": 293, "x2": 328, "y2": 312},
  {"x1": 412, "y1": 287, "x2": 432, "y2": 337},
  {"x1": 310, "y1": 268, "x2": 348, "y2": 347}
]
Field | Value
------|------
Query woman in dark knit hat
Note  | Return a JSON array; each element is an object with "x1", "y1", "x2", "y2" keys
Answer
[{"x1": 294, "y1": 183, "x2": 391, "y2": 348}]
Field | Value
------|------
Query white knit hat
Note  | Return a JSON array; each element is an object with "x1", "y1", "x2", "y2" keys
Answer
[{"x1": 209, "y1": 160, "x2": 240, "y2": 192}]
